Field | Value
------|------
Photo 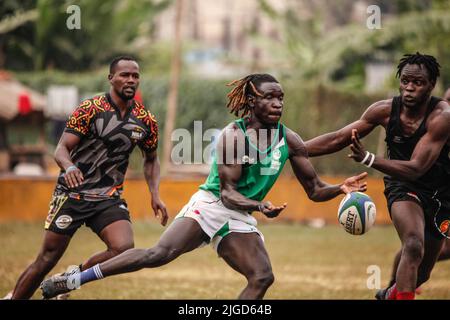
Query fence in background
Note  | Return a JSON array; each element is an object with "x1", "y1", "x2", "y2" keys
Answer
[{"x1": 0, "y1": 176, "x2": 390, "y2": 225}]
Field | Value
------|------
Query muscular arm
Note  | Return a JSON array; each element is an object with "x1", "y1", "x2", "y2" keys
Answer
[
  {"x1": 288, "y1": 129, "x2": 345, "y2": 201},
  {"x1": 217, "y1": 125, "x2": 262, "y2": 212},
  {"x1": 143, "y1": 149, "x2": 168, "y2": 226},
  {"x1": 143, "y1": 149, "x2": 161, "y2": 196},
  {"x1": 54, "y1": 132, "x2": 81, "y2": 171},
  {"x1": 305, "y1": 100, "x2": 390, "y2": 157},
  {"x1": 366, "y1": 103, "x2": 450, "y2": 180},
  {"x1": 54, "y1": 132, "x2": 84, "y2": 188}
]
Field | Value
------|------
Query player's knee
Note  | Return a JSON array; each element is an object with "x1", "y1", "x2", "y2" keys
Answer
[
  {"x1": 403, "y1": 236, "x2": 424, "y2": 262},
  {"x1": 109, "y1": 241, "x2": 135, "y2": 256},
  {"x1": 249, "y1": 271, "x2": 275, "y2": 289},
  {"x1": 35, "y1": 251, "x2": 60, "y2": 272}
]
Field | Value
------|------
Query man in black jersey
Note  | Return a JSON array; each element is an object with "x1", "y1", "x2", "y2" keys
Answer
[
  {"x1": 9, "y1": 56, "x2": 168, "y2": 299},
  {"x1": 305, "y1": 53, "x2": 450, "y2": 300},
  {"x1": 384, "y1": 86, "x2": 450, "y2": 294}
]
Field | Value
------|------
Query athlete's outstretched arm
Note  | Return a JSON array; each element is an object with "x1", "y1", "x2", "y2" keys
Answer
[
  {"x1": 287, "y1": 128, "x2": 367, "y2": 202},
  {"x1": 143, "y1": 149, "x2": 168, "y2": 226},
  {"x1": 350, "y1": 103, "x2": 450, "y2": 180},
  {"x1": 217, "y1": 126, "x2": 286, "y2": 218},
  {"x1": 54, "y1": 132, "x2": 84, "y2": 188},
  {"x1": 305, "y1": 100, "x2": 390, "y2": 157}
]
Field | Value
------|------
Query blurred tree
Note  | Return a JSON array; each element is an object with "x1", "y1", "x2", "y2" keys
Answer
[
  {"x1": 259, "y1": 0, "x2": 450, "y2": 89},
  {"x1": 0, "y1": 0, "x2": 172, "y2": 71},
  {"x1": 0, "y1": 0, "x2": 37, "y2": 69},
  {"x1": 35, "y1": 0, "x2": 173, "y2": 70}
]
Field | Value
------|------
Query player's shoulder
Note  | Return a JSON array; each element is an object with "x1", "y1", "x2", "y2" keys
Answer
[
  {"x1": 283, "y1": 126, "x2": 307, "y2": 155},
  {"x1": 361, "y1": 98, "x2": 393, "y2": 124},
  {"x1": 433, "y1": 98, "x2": 450, "y2": 114},
  {"x1": 283, "y1": 126, "x2": 302, "y2": 141},
  {"x1": 428, "y1": 99, "x2": 450, "y2": 126},
  {"x1": 375, "y1": 98, "x2": 392, "y2": 108},
  {"x1": 219, "y1": 121, "x2": 244, "y2": 140},
  {"x1": 365, "y1": 98, "x2": 393, "y2": 114},
  {"x1": 283, "y1": 125, "x2": 302, "y2": 140},
  {"x1": 132, "y1": 100, "x2": 158, "y2": 126},
  {"x1": 73, "y1": 94, "x2": 108, "y2": 114}
]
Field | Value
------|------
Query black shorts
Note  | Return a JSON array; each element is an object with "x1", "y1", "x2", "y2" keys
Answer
[
  {"x1": 384, "y1": 177, "x2": 450, "y2": 239},
  {"x1": 44, "y1": 192, "x2": 131, "y2": 236}
]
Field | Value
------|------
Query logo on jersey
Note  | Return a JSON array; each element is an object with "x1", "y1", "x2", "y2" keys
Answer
[
  {"x1": 55, "y1": 215, "x2": 73, "y2": 229},
  {"x1": 242, "y1": 155, "x2": 256, "y2": 164},
  {"x1": 272, "y1": 149, "x2": 281, "y2": 160},
  {"x1": 406, "y1": 192, "x2": 421, "y2": 203},
  {"x1": 270, "y1": 148, "x2": 282, "y2": 171},
  {"x1": 439, "y1": 220, "x2": 450, "y2": 235},
  {"x1": 393, "y1": 136, "x2": 404, "y2": 143},
  {"x1": 131, "y1": 129, "x2": 144, "y2": 141}
]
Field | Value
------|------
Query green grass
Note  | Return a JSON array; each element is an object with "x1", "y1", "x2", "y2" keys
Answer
[{"x1": 1, "y1": 221, "x2": 450, "y2": 299}]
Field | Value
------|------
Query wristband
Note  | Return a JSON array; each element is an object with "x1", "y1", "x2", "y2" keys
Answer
[
  {"x1": 360, "y1": 151, "x2": 371, "y2": 164},
  {"x1": 65, "y1": 165, "x2": 77, "y2": 173},
  {"x1": 366, "y1": 153, "x2": 375, "y2": 168}
]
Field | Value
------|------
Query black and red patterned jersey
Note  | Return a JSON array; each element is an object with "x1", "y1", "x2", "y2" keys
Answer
[{"x1": 55, "y1": 93, "x2": 158, "y2": 200}]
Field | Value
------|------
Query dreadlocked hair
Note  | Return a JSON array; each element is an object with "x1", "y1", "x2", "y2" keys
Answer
[
  {"x1": 226, "y1": 74, "x2": 279, "y2": 118},
  {"x1": 396, "y1": 52, "x2": 441, "y2": 83}
]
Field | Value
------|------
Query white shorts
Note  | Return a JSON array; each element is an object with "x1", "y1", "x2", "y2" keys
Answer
[{"x1": 175, "y1": 190, "x2": 264, "y2": 251}]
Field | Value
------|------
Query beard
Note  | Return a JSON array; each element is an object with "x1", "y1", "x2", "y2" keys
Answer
[{"x1": 116, "y1": 87, "x2": 136, "y2": 101}]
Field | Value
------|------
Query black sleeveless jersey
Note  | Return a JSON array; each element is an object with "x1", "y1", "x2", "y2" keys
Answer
[{"x1": 384, "y1": 96, "x2": 450, "y2": 195}]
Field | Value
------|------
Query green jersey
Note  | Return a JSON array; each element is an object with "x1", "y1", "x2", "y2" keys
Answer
[{"x1": 199, "y1": 118, "x2": 289, "y2": 201}]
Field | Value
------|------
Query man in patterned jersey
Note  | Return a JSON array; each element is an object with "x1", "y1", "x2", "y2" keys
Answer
[
  {"x1": 9, "y1": 56, "x2": 168, "y2": 299},
  {"x1": 41, "y1": 73, "x2": 367, "y2": 299}
]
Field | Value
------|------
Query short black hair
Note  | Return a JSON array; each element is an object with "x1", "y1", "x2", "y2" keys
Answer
[
  {"x1": 396, "y1": 52, "x2": 441, "y2": 83},
  {"x1": 109, "y1": 55, "x2": 138, "y2": 74},
  {"x1": 226, "y1": 74, "x2": 279, "y2": 117}
]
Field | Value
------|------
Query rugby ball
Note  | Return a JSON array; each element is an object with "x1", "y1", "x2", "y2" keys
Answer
[{"x1": 338, "y1": 192, "x2": 376, "y2": 235}]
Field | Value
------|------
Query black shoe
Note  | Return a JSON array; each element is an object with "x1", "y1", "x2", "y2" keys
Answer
[
  {"x1": 375, "y1": 284, "x2": 397, "y2": 300},
  {"x1": 375, "y1": 288, "x2": 388, "y2": 300}
]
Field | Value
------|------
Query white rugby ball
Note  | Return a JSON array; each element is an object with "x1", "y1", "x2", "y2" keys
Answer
[{"x1": 338, "y1": 192, "x2": 376, "y2": 235}]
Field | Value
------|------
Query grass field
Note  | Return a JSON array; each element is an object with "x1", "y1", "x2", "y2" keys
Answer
[{"x1": 1, "y1": 221, "x2": 450, "y2": 299}]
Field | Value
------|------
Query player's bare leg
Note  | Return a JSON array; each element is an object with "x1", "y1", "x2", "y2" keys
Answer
[
  {"x1": 40, "y1": 218, "x2": 209, "y2": 298},
  {"x1": 100, "y1": 218, "x2": 208, "y2": 275},
  {"x1": 218, "y1": 232, "x2": 274, "y2": 299},
  {"x1": 391, "y1": 201, "x2": 426, "y2": 298},
  {"x1": 387, "y1": 249, "x2": 401, "y2": 288},
  {"x1": 81, "y1": 220, "x2": 134, "y2": 270},
  {"x1": 49, "y1": 220, "x2": 134, "y2": 300},
  {"x1": 11, "y1": 231, "x2": 71, "y2": 299},
  {"x1": 387, "y1": 235, "x2": 444, "y2": 291},
  {"x1": 415, "y1": 231, "x2": 444, "y2": 287}
]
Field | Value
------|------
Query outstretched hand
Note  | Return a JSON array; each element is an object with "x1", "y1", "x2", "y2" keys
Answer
[
  {"x1": 348, "y1": 129, "x2": 367, "y2": 163},
  {"x1": 151, "y1": 196, "x2": 169, "y2": 226},
  {"x1": 340, "y1": 172, "x2": 368, "y2": 194},
  {"x1": 259, "y1": 201, "x2": 287, "y2": 218}
]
